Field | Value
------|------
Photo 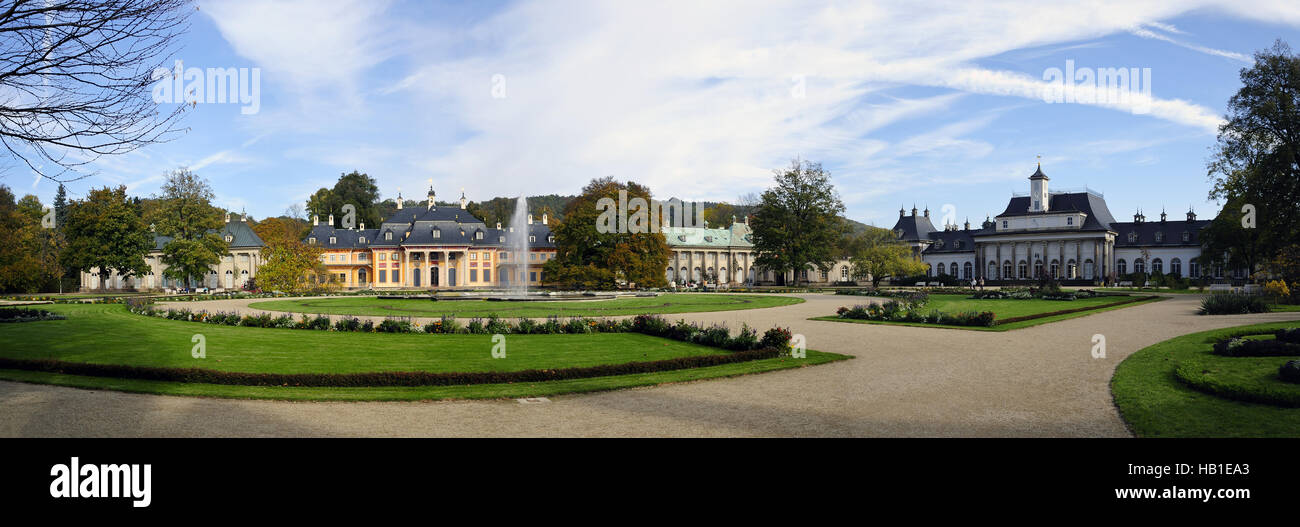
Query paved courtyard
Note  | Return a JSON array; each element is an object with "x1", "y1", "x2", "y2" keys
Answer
[{"x1": 2, "y1": 293, "x2": 1297, "y2": 437}]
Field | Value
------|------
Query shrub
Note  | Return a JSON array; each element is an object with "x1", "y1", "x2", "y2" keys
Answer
[
  {"x1": 465, "y1": 318, "x2": 486, "y2": 334},
  {"x1": 1199, "y1": 293, "x2": 1270, "y2": 315},
  {"x1": 729, "y1": 323, "x2": 759, "y2": 351},
  {"x1": 1281, "y1": 361, "x2": 1300, "y2": 384},
  {"x1": 360, "y1": 319, "x2": 375, "y2": 332},
  {"x1": 1264, "y1": 280, "x2": 1291, "y2": 302},
  {"x1": 562, "y1": 317, "x2": 589, "y2": 334},
  {"x1": 760, "y1": 326, "x2": 793, "y2": 352},
  {"x1": 697, "y1": 324, "x2": 731, "y2": 348},
  {"x1": 486, "y1": 316, "x2": 511, "y2": 334},
  {"x1": 516, "y1": 318, "x2": 537, "y2": 334},
  {"x1": 376, "y1": 318, "x2": 412, "y2": 333},
  {"x1": 1276, "y1": 328, "x2": 1300, "y2": 344},
  {"x1": 0, "y1": 307, "x2": 65, "y2": 322},
  {"x1": 334, "y1": 317, "x2": 362, "y2": 332},
  {"x1": 669, "y1": 319, "x2": 701, "y2": 341},
  {"x1": 1212, "y1": 337, "x2": 1300, "y2": 357}
]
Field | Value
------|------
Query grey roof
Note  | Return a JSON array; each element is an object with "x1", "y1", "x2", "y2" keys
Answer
[
  {"x1": 151, "y1": 219, "x2": 264, "y2": 251},
  {"x1": 662, "y1": 222, "x2": 754, "y2": 248},
  {"x1": 924, "y1": 228, "x2": 985, "y2": 254},
  {"x1": 990, "y1": 191, "x2": 1118, "y2": 232},
  {"x1": 890, "y1": 213, "x2": 936, "y2": 242},
  {"x1": 1112, "y1": 219, "x2": 1211, "y2": 247},
  {"x1": 304, "y1": 205, "x2": 555, "y2": 250}
]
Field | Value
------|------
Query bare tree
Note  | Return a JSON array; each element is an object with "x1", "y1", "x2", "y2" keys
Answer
[{"x1": 0, "y1": 0, "x2": 193, "y2": 182}]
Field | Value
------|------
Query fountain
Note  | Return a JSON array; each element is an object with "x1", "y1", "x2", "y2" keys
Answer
[{"x1": 508, "y1": 194, "x2": 530, "y2": 297}]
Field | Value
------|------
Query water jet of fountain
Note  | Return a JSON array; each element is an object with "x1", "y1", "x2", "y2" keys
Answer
[{"x1": 509, "y1": 195, "x2": 530, "y2": 297}]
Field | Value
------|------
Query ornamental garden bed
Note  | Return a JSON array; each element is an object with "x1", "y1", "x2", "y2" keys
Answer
[
  {"x1": 812, "y1": 294, "x2": 1160, "y2": 331},
  {"x1": 0, "y1": 303, "x2": 848, "y2": 400},
  {"x1": 1113, "y1": 322, "x2": 1300, "y2": 437}
]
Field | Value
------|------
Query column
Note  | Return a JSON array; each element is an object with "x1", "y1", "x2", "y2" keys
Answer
[{"x1": 440, "y1": 251, "x2": 448, "y2": 288}]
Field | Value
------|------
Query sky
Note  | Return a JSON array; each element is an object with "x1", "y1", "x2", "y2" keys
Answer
[{"x1": 8, "y1": 0, "x2": 1300, "y2": 229}]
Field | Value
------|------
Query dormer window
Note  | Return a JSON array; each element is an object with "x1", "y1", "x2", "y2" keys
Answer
[
  {"x1": 385, "y1": 232, "x2": 392, "y2": 241},
  {"x1": 704, "y1": 236, "x2": 713, "y2": 242},
  {"x1": 329, "y1": 236, "x2": 336, "y2": 244},
  {"x1": 359, "y1": 237, "x2": 366, "y2": 244},
  {"x1": 1066, "y1": 217, "x2": 1073, "y2": 225},
  {"x1": 1128, "y1": 232, "x2": 1137, "y2": 243},
  {"x1": 548, "y1": 234, "x2": 555, "y2": 243},
  {"x1": 1154, "y1": 232, "x2": 1163, "y2": 243},
  {"x1": 934, "y1": 239, "x2": 944, "y2": 249},
  {"x1": 1002, "y1": 220, "x2": 1008, "y2": 228},
  {"x1": 529, "y1": 235, "x2": 536, "y2": 243},
  {"x1": 954, "y1": 240, "x2": 962, "y2": 249},
  {"x1": 499, "y1": 236, "x2": 505, "y2": 243},
  {"x1": 224, "y1": 234, "x2": 234, "y2": 243},
  {"x1": 1182, "y1": 231, "x2": 1190, "y2": 242},
  {"x1": 432, "y1": 228, "x2": 441, "y2": 239},
  {"x1": 308, "y1": 237, "x2": 316, "y2": 244},
  {"x1": 475, "y1": 231, "x2": 483, "y2": 240}
]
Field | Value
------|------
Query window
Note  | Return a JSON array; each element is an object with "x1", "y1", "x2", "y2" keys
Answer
[
  {"x1": 308, "y1": 237, "x2": 316, "y2": 244},
  {"x1": 475, "y1": 231, "x2": 483, "y2": 240},
  {"x1": 1190, "y1": 260, "x2": 1200, "y2": 277},
  {"x1": 499, "y1": 252, "x2": 507, "y2": 259},
  {"x1": 482, "y1": 252, "x2": 490, "y2": 260},
  {"x1": 329, "y1": 236, "x2": 337, "y2": 244},
  {"x1": 1002, "y1": 220, "x2": 1008, "y2": 228},
  {"x1": 432, "y1": 228, "x2": 441, "y2": 239},
  {"x1": 385, "y1": 232, "x2": 392, "y2": 241},
  {"x1": 1066, "y1": 217, "x2": 1073, "y2": 225},
  {"x1": 529, "y1": 235, "x2": 536, "y2": 243},
  {"x1": 841, "y1": 267, "x2": 848, "y2": 280},
  {"x1": 359, "y1": 237, "x2": 366, "y2": 243},
  {"x1": 1134, "y1": 258, "x2": 1145, "y2": 274},
  {"x1": 530, "y1": 272, "x2": 537, "y2": 282},
  {"x1": 1117, "y1": 259, "x2": 1127, "y2": 275},
  {"x1": 1127, "y1": 232, "x2": 1137, "y2": 243},
  {"x1": 470, "y1": 269, "x2": 478, "y2": 282},
  {"x1": 379, "y1": 270, "x2": 387, "y2": 282},
  {"x1": 483, "y1": 270, "x2": 491, "y2": 282},
  {"x1": 1182, "y1": 231, "x2": 1190, "y2": 242},
  {"x1": 1151, "y1": 258, "x2": 1163, "y2": 274},
  {"x1": 392, "y1": 270, "x2": 400, "y2": 283},
  {"x1": 937, "y1": 263, "x2": 946, "y2": 275},
  {"x1": 379, "y1": 253, "x2": 386, "y2": 261},
  {"x1": 1170, "y1": 258, "x2": 1182, "y2": 277},
  {"x1": 1154, "y1": 232, "x2": 1163, "y2": 243},
  {"x1": 225, "y1": 234, "x2": 234, "y2": 242},
  {"x1": 530, "y1": 253, "x2": 537, "y2": 260},
  {"x1": 469, "y1": 252, "x2": 477, "y2": 260}
]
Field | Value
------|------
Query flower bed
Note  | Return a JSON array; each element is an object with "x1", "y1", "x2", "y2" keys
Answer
[
  {"x1": 835, "y1": 303, "x2": 995, "y2": 327},
  {"x1": 0, "y1": 307, "x2": 66, "y2": 323}
]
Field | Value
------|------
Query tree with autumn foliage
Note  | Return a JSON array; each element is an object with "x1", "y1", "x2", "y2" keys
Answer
[
  {"x1": 255, "y1": 219, "x2": 326, "y2": 293},
  {"x1": 543, "y1": 177, "x2": 671, "y2": 289}
]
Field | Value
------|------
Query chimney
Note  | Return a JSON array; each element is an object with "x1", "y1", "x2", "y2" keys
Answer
[
  {"x1": 542, "y1": 213, "x2": 548, "y2": 225},
  {"x1": 328, "y1": 213, "x2": 334, "y2": 227},
  {"x1": 225, "y1": 213, "x2": 230, "y2": 223},
  {"x1": 313, "y1": 215, "x2": 319, "y2": 226},
  {"x1": 924, "y1": 206, "x2": 930, "y2": 218},
  {"x1": 527, "y1": 214, "x2": 533, "y2": 225},
  {"x1": 911, "y1": 205, "x2": 917, "y2": 217},
  {"x1": 360, "y1": 222, "x2": 365, "y2": 231},
  {"x1": 396, "y1": 192, "x2": 403, "y2": 210},
  {"x1": 496, "y1": 222, "x2": 502, "y2": 229}
]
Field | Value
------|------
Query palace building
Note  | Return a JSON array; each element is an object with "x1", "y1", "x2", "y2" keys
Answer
[
  {"x1": 79, "y1": 212, "x2": 266, "y2": 291},
  {"x1": 892, "y1": 164, "x2": 1233, "y2": 284},
  {"x1": 305, "y1": 186, "x2": 556, "y2": 289}
]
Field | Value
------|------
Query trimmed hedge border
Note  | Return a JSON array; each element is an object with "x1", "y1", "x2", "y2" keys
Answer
[
  {"x1": 0, "y1": 348, "x2": 782, "y2": 388},
  {"x1": 1174, "y1": 360, "x2": 1300, "y2": 408},
  {"x1": 994, "y1": 296, "x2": 1159, "y2": 325}
]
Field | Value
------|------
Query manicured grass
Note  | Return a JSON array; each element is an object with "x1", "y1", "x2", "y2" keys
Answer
[
  {"x1": 810, "y1": 295, "x2": 1161, "y2": 331},
  {"x1": 1111, "y1": 321, "x2": 1300, "y2": 438},
  {"x1": 1094, "y1": 287, "x2": 1201, "y2": 294},
  {"x1": 0, "y1": 303, "x2": 849, "y2": 400},
  {"x1": 247, "y1": 293, "x2": 802, "y2": 318}
]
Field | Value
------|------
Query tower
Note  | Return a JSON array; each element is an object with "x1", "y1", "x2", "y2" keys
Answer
[
  {"x1": 428, "y1": 180, "x2": 436, "y2": 211},
  {"x1": 1029, "y1": 162, "x2": 1049, "y2": 212}
]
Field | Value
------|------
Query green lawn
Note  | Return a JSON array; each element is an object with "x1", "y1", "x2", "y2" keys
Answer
[
  {"x1": 1111, "y1": 321, "x2": 1300, "y2": 437},
  {"x1": 247, "y1": 293, "x2": 802, "y2": 318},
  {"x1": 0, "y1": 303, "x2": 847, "y2": 400},
  {"x1": 1271, "y1": 304, "x2": 1300, "y2": 312},
  {"x1": 811, "y1": 295, "x2": 1161, "y2": 331}
]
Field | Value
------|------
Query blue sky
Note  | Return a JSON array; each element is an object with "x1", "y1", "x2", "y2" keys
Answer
[{"x1": 10, "y1": 0, "x2": 1300, "y2": 229}]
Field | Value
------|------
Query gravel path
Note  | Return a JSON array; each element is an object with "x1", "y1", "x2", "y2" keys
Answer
[{"x1": 2, "y1": 293, "x2": 1297, "y2": 437}]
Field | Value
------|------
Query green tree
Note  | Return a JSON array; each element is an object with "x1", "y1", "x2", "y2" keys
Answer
[
  {"x1": 256, "y1": 234, "x2": 325, "y2": 294},
  {"x1": 543, "y1": 177, "x2": 670, "y2": 289},
  {"x1": 151, "y1": 169, "x2": 229, "y2": 287},
  {"x1": 64, "y1": 186, "x2": 152, "y2": 291},
  {"x1": 307, "y1": 171, "x2": 383, "y2": 228},
  {"x1": 845, "y1": 227, "x2": 927, "y2": 287},
  {"x1": 750, "y1": 159, "x2": 848, "y2": 285},
  {"x1": 1207, "y1": 40, "x2": 1300, "y2": 277},
  {"x1": 0, "y1": 187, "x2": 56, "y2": 292},
  {"x1": 704, "y1": 202, "x2": 737, "y2": 228},
  {"x1": 1200, "y1": 197, "x2": 1266, "y2": 281}
]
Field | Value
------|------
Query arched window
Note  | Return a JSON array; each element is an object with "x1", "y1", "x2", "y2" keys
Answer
[
  {"x1": 1067, "y1": 259, "x2": 1076, "y2": 279},
  {"x1": 1189, "y1": 259, "x2": 1199, "y2": 277},
  {"x1": 937, "y1": 263, "x2": 946, "y2": 275},
  {"x1": 1151, "y1": 258, "x2": 1163, "y2": 274},
  {"x1": 1134, "y1": 258, "x2": 1145, "y2": 274},
  {"x1": 1170, "y1": 258, "x2": 1182, "y2": 277},
  {"x1": 963, "y1": 262, "x2": 973, "y2": 280},
  {"x1": 1117, "y1": 259, "x2": 1127, "y2": 275},
  {"x1": 1033, "y1": 260, "x2": 1043, "y2": 279},
  {"x1": 1050, "y1": 259, "x2": 1060, "y2": 279},
  {"x1": 1001, "y1": 261, "x2": 1011, "y2": 280},
  {"x1": 1017, "y1": 260, "x2": 1027, "y2": 279}
]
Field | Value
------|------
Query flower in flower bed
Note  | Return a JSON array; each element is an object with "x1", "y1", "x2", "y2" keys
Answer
[{"x1": 760, "y1": 326, "x2": 793, "y2": 352}]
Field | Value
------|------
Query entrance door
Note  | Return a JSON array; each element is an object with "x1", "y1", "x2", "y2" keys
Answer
[{"x1": 413, "y1": 268, "x2": 421, "y2": 287}]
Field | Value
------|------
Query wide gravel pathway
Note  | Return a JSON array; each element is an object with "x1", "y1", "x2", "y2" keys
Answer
[{"x1": 2, "y1": 293, "x2": 1297, "y2": 437}]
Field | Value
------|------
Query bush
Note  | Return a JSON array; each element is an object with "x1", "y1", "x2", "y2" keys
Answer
[
  {"x1": 729, "y1": 323, "x2": 759, "y2": 351},
  {"x1": 1281, "y1": 361, "x2": 1300, "y2": 384},
  {"x1": 1212, "y1": 337, "x2": 1300, "y2": 357},
  {"x1": 760, "y1": 327, "x2": 793, "y2": 352},
  {"x1": 1199, "y1": 293, "x2": 1271, "y2": 315},
  {"x1": 376, "y1": 318, "x2": 412, "y2": 333},
  {"x1": 697, "y1": 324, "x2": 731, "y2": 348},
  {"x1": 0, "y1": 307, "x2": 65, "y2": 322},
  {"x1": 1276, "y1": 328, "x2": 1300, "y2": 344},
  {"x1": 334, "y1": 317, "x2": 362, "y2": 332}
]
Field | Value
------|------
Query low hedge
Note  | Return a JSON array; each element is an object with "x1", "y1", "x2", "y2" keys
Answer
[
  {"x1": 0, "y1": 307, "x2": 66, "y2": 323},
  {"x1": 1199, "y1": 293, "x2": 1271, "y2": 315},
  {"x1": 1174, "y1": 361, "x2": 1300, "y2": 408},
  {"x1": 995, "y1": 296, "x2": 1158, "y2": 325},
  {"x1": 0, "y1": 348, "x2": 782, "y2": 388},
  {"x1": 1212, "y1": 337, "x2": 1300, "y2": 357},
  {"x1": 1281, "y1": 361, "x2": 1300, "y2": 384}
]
